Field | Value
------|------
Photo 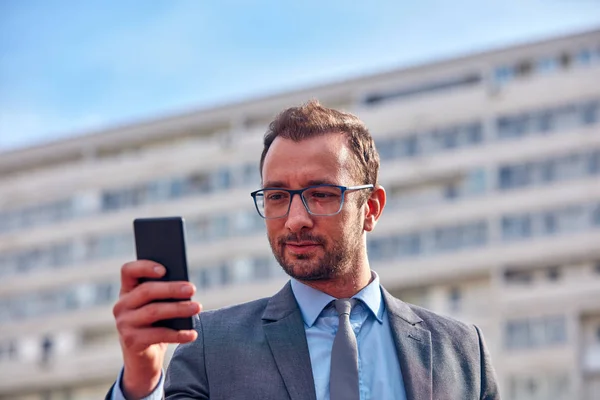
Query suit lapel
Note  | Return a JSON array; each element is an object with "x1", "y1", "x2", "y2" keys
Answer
[
  {"x1": 262, "y1": 282, "x2": 317, "y2": 400},
  {"x1": 382, "y1": 289, "x2": 432, "y2": 400}
]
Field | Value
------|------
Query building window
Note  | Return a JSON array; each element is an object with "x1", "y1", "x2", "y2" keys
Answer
[
  {"x1": 502, "y1": 214, "x2": 532, "y2": 241},
  {"x1": 498, "y1": 163, "x2": 534, "y2": 190},
  {"x1": 496, "y1": 114, "x2": 531, "y2": 139},
  {"x1": 581, "y1": 100, "x2": 599, "y2": 125},
  {"x1": 504, "y1": 269, "x2": 534, "y2": 285},
  {"x1": 493, "y1": 66, "x2": 514, "y2": 85},
  {"x1": 547, "y1": 266, "x2": 561, "y2": 281},
  {"x1": 594, "y1": 205, "x2": 600, "y2": 226},
  {"x1": 396, "y1": 234, "x2": 422, "y2": 258},
  {"x1": 505, "y1": 315, "x2": 567, "y2": 350},
  {"x1": 575, "y1": 48, "x2": 593, "y2": 65},
  {"x1": 515, "y1": 60, "x2": 534, "y2": 77},
  {"x1": 536, "y1": 56, "x2": 559, "y2": 73},
  {"x1": 448, "y1": 287, "x2": 462, "y2": 313},
  {"x1": 509, "y1": 373, "x2": 570, "y2": 400},
  {"x1": 589, "y1": 151, "x2": 600, "y2": 175}
]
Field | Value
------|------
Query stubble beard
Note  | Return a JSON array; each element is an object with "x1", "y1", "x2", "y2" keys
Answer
[{"x1": 269, "y1": 222, "x2": 364, "y2": 282}]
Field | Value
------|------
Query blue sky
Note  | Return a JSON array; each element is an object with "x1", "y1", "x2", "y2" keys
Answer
[{"x1": 1, "y1": 0, "x2": 599, "y2": 151}]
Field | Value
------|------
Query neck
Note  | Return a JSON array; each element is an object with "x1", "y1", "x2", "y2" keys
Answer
[{"x1": 301, "y1": 265, "x2": 373, "y2": 299}]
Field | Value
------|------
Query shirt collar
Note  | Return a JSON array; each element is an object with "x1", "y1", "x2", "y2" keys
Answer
[{"x1": 290, "y1": 270, "x2": 384, "y2": 327}]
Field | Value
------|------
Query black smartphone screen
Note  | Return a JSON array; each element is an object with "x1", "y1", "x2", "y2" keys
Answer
[{"x1": 133, "y1": 216, "x2": 194, "y2": 330}]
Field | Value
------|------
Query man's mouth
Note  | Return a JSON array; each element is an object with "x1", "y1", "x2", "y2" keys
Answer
[{"x1": 285, "y1": 242, "x2": 321, "y2": 254}]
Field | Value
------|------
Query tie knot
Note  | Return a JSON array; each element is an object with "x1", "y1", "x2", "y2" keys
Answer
[{"x1": 334, "y1": 298, "x2": 356, "y2": 316}]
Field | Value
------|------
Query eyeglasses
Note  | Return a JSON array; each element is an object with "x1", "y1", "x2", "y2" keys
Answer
[{"x1": 250, "y1": 184, "x2": 374, "y2": 219}]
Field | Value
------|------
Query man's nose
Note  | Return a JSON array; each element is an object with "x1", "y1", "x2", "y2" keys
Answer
[{"x1": 285, "y1": 194, "x2": 313, "y2": 232}]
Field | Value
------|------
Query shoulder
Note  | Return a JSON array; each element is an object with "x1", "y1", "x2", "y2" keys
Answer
[
  {"x1": 383, "y1": 289, "x2": 482, "y2": 348},
  {"x1": 406, "y1": 303, "x2": 480, "y2": 339}
]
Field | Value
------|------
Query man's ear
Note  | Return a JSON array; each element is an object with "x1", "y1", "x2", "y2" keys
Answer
[{"x1": 363, "y1": 185, "x2": 386, "y2": 232}]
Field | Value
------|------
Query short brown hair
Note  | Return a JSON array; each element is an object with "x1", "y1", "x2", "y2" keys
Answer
[{"x1": 260, "y1": 99, "x2": 380, "y2": 187}]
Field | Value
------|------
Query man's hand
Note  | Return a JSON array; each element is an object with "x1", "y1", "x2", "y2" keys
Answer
[{"x1": 113, "y1": 260, "x2": 202, "y2": 399}]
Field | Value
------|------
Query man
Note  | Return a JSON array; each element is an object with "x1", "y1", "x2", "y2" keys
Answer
[{"x1": 107, "y1": 100, "x2": 500, "y2": 400}]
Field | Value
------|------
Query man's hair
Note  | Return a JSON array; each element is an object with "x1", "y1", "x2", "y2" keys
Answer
[{"x1": 260, "y1": 99, "x2": 380, "y2": 187}]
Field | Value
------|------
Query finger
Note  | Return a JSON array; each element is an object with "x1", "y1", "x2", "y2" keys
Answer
[
  {"x1": 120, "y1": 260, "x2": 166, "y2": 294},
  {"x1": 126, "y1": 301, "x2": 201, "y2": 327},
  {"x1": 121, "y1": 327, "x2": 198, "y2": 352},
  {"x1": 123, "y1": 281, "x2": 197, "y2": 310}
]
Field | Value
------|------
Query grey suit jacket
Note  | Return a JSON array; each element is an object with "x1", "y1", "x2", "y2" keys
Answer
[{"x1": 108, "y1": 282, "x2": 500, "y2": 400}]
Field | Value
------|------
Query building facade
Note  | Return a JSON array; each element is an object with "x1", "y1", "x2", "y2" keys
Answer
[{"x1": 0, "y1": 28, "x2": 599, "y2": 400}]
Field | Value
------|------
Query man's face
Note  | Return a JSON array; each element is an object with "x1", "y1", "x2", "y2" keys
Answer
[{"x1": 261, "y1": 133, "x2": 366, "y2": 281}]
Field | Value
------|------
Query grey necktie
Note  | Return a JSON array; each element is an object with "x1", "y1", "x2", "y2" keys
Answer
[{"x1": 330, "y1": 298, "x2": 360, "y2": 400}]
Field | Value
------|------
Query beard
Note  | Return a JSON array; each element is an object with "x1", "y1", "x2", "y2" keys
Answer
[{"x1": 268, "y1": 221, "x2": 363, "y2": 282}]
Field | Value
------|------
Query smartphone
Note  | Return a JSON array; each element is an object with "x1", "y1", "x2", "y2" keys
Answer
[{"x1": 133, "y1": 216, "x2": 194, "y2": 331}]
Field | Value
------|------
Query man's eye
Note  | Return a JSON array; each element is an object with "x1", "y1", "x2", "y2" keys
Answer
[
  {"x1": 311, "y1": 191, "x2": 338, "y2": 199},
  {"x1": 267, "y1": 192, "x2": 288, "y2": 201}
]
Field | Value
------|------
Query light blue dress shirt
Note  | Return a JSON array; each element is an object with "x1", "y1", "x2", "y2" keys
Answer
[
  {"x1": 290, "y1": 272, "x2": 406, "y2": 400},
  {"x1": 112, "y1": 271, "x2": 406, "y2": 400}
]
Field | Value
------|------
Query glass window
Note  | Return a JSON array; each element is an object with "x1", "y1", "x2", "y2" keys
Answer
[
  {"x1": 367, "y1": 238, "x2": 385, "y2": 261},
  {"x1": 213, "y1": 167, "x2": 231, "y2": 190},
  {"x1": 498, "y1": 163, "x2": 534, "y2": 190},
  {"x1": 505, "y1": 316, "x2": 567, "y2": 350},
  {"x1": 448, "y1": 287, "x2": 462, "y2": 313},
  {"x1": 146, "y1": 180, "x2": 171, "y2": 203},
  {"x1": 198, "y1": 264, "x2": 225, "y2": 287},
  {"x1": 463, "y1": 221, "x2": 488, "y2": 247},
  {"x1": 502, "y1": 214, "x2": 532, "y2": 241},
  {"x1": 95, "y1": 281, "x2": 118, "y2": 305},
  {"x1": 581, "y1": 100, "x2": 599, "y2": 125},
  {"x1": 184, "y1": 173, "x2": 211, "y2": 195},
  {"x1": 443, "y1": 184, "x2": 458, "y2": 200},
  {"x1": 541, "y1": 212, "x2": 556, "y2": 235},
  {"x1": 210, "y1": 215, "x2": 230, "y2": 239},
  {"x1": 431, "y1": 127, "x2": 460, "y2": 150},
  {"x1": 233, "y1": 210, "x2": 262, "y2": 235},
  {"x1": 537, "y1": 57, "x2": 559, "y2": 73},
  {"x1": 575, "y1": 48, "x2": 593, "y2": 66},
  {"x1": 592, "y1": 204, "x2": 600, "y2": 226},
  {"x1": 242, "y1": 163, "x2": 260, "y2": 187},
  {"x1": 506, "y1": 319, "x2": 530, "y2": 349},
  {"x1": 0, "y1": 212, "x2": 14, "y2": 233},
  {"x1": 493, "y1": 66, "x2": 514, "y2": 85},
  {"x1": 399, "y1": 135, "x2": 419, "y2": 157},
  {"x1": 462, "y1": 122, "x2": 484, "y2": 145},
  {"x1": 538, "y1": 159, "x2": 556, "y2": 183},
  {"x1": 552, "y1": 205, "x2": 588, "y2": 234},
  {"x1": 552, "y1": 105, "x2": 580, "y2": 131},
  {"x1": 378, "y1": 135, "x2": 420, "y2": 160},
  {"x1": 230, "y1": 258, "x2": 253, "y2": 283},
  {"x1": 252, "y1": 257, "x2": 273, "y2": 279},
  {"x1": 545, "y1": 316, "x2": 567, "y2": 345},
  {"x1": 534, "y1": 110, "x2": 554, "y2": 133},
  {"x1": 51, "y1": 242, "x2": 75, "y2": 267},
  {"x1": 433, "y1": 226, "x2": 463, "y2": 252},
  {"x1": 587, "y1": 150, "x2": 600, "y2": 175},
  {"x1": 376, "y1": 138, "x2": 396, "y2": 160},
  {"x1": 504, "y1": 269, "x2": 534, "y2": 285},
  {"x1": 395, "y1": 233, "x2": 421, "y2": 258},
  {"x1": 169, "y1": 178, "x2": 186, "y2": 199},
  {"x1": 101, "y1": 192, "x2": 120, "y2": 211},
  {"x1": 187, "y1": 217, "x2": 211, "y2": 243},
  {"x1": 496, "y1": 114, "x2": 531, "y2": 139},
  {"x1": 219, "y1": 263, "x2": 231, "y2": 285},
  {"x1": 547, "y1": 266, "x2": 561, "y2": 281},
  {"x1": 463, "y1": 169, "x2": 487, "y2": 195}
]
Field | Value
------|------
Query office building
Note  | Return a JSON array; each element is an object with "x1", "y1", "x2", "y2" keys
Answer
[{"x1": 0, "y1": 28, "x2": 599, "y2": 400}]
